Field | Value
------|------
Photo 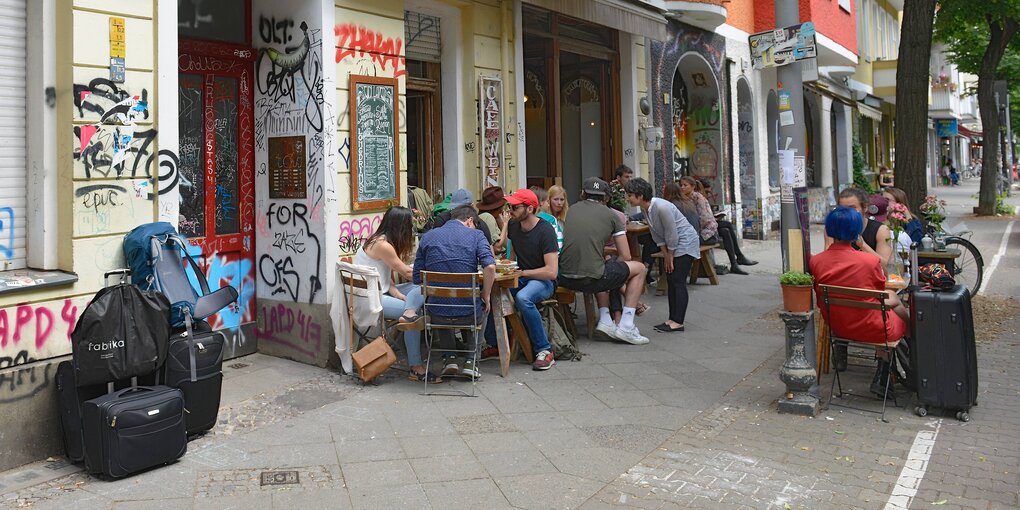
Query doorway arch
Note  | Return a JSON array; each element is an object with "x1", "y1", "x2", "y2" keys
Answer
[
  {"x1": 672, "y1": 52, "x2": 722, "y2": 205},
  {"x1": 736, "y1": 77, "x2": 756, "y2": 208}
]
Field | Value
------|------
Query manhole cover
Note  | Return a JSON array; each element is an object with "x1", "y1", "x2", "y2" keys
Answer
[
  {"x1": 229, "y1": 363, "x2": 250, "y2": 370},
  {"x1": 260, "y1": 470, "x2": 299, "y2": 486}
]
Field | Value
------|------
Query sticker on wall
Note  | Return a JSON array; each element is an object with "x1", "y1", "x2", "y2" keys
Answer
[{"x1": 780, "y1": 110, "x2": 795, "y2": 126}]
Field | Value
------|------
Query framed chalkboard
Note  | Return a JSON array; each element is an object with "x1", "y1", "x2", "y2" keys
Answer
[{"x1": 350, "y1": 75, "x2": 400, "y2": 211}]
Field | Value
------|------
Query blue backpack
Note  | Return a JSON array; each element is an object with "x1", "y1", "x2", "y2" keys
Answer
[{"x1": 123, "y1": 222, "x2": 238, "y2": 328}]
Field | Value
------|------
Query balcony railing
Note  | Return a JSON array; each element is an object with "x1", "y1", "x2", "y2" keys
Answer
[{"x1": 930, "y1": 87, "x2": 960, "y2": 115}]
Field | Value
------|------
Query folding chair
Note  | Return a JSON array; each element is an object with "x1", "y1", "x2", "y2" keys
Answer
[
  {"x1": 420, "y1": 271, "x2": 486, "y2": 397},
  {"x1": 819, "y1": 284, "x2": 903, "y2": 423},
  {"x1": 339, "y1": 269, "x2": 421, "y2": 380}
]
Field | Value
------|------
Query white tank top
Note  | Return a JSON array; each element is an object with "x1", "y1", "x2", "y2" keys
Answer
[{"x1": 353, "y1": 240, "x2": 392, "y2": 294}]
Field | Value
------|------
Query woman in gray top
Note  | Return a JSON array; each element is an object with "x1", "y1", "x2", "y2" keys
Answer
[{"x1": 625, "y1": 178, "x2": 700, "y2": 333}]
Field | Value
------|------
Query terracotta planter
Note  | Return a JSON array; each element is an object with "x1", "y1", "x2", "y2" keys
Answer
[{"x1": 781, "y1": 284, "x2": 813, "y2": 313}]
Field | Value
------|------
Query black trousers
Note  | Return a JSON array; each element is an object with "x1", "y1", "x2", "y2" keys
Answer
[
  {"x1": 718, "y1": 220, "x2": 742, "y2": 265},
  {"x1": 666, "y1": 255, "x2": 695, "y2": 324}
]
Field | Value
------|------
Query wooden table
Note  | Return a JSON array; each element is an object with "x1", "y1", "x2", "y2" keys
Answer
[
  {"x1": 625, "y1": 222, "x2": 649, "y2": 260},
  {"x1": 491, "y1": 271, "x2": 533, "y2": 377}
]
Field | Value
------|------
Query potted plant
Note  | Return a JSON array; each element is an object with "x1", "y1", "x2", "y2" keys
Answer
[{"x1": 779, "y1": 271, "x2": 814, "y2": 313}]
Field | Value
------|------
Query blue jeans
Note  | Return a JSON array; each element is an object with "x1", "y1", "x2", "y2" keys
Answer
[
  {"x1": 484, "y1": 277, "x2": 554, "y2": 355},
  {"x1": 381, "y1": 283, "x2": 424, "y2": 366}
]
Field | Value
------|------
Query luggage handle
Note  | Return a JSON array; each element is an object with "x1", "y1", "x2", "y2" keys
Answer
[{"x1": 104, "y1": 269, "x2": 132, "y2": 286}]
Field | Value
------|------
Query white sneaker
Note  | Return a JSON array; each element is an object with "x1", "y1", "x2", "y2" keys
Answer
[
  {"x1": 442, "y1": 361, "x2": 461, "y2": 376},
  {"x1": 595, "y1": 321, "x2": 618, "y2": 339},
  {"x1": 614, "y1": 325, "x2": 650, "y2": 345}
]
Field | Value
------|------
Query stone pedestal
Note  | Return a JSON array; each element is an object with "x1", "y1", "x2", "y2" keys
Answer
[{"x1": 778, "y1": 311, "x2": 820, "y2": 416}]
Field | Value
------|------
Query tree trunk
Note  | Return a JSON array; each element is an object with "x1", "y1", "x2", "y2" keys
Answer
[
  {"x1": 894, "y1": 0, "x2": 938, "y2": 214},
  {"x1": 977, "y1": 15, "x2": 1018, "y2": 215}
]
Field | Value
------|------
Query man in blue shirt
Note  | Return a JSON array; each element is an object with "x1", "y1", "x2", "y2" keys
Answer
[{"x1": 413, "y1": 205, "x2": 496, "y2": 378}]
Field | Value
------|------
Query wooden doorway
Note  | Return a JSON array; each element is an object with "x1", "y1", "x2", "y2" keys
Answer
[{"x1": 406, "y1": 60, "x2": 444, "y2": 200}]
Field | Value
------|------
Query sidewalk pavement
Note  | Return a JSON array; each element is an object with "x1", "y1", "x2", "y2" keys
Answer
[{"x1": 2, "y1": 188, "x2": 1017, "y2": 509}]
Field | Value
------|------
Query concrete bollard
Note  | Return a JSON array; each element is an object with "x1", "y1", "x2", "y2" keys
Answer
[{"x1": 778, "y1": 311, "x2": 820, "y2": 416}]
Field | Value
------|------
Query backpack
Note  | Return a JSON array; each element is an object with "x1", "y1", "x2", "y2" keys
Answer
[
  {"x1": 918, "y1": 263, "x2": 956, "y2": 291},
  {"x1": 540, "y1": 302, "x2": 582, "y2": 361}
]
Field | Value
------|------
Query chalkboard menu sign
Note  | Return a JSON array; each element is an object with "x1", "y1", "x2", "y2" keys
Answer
[
  {"x1": 350, "y1": 75, "x2": 400, "y2": 211},
  {"x1": 268, "y1": 136, "x2": 307, "y2": 199}
]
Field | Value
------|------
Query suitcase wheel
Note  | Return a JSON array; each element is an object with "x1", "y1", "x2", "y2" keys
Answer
[
  {"x1": 914, "y1": 406, "x2": 927, "y2": 417},
  {"x1": 955, "y1": 411, "x2": 970, "y2": 422}
]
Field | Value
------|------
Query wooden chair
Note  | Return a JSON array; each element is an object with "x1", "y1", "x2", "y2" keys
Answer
[
  {"x1": 818, "y1": 284, "x2": 903, "y2": 423},
  {"x1": 688, "y1": 244, "x2": 719, "y2": 285},
  {"x1": 420, "y1": 271, "x2": 485, "y2": 397}
]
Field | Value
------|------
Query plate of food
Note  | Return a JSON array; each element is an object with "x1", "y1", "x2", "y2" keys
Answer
[{"x1": 496, "y1": 259, "x2": 518, "y2": 273}]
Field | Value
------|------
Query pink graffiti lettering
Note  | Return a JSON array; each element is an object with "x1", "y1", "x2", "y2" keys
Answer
[
  {"x1": 256, "y1": 303, "x2": 323, "y2": 358},
  {"x1": 0, "y1": 299, "x2": 78, "y2": 350},
  {"x1": 337, "y1": 214, "x2": 382, "y2": 241},
  {"x1": 334, "y1": 24, "x2": 406, "y2": 77}
]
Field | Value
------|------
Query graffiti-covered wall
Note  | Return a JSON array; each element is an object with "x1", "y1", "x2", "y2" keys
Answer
[
  {"x1": 252, "y1": 0, "x2": 339, "y2": 366},
  {"x1": 650, "y1": 22, "x2": 730, "y2": 206}
]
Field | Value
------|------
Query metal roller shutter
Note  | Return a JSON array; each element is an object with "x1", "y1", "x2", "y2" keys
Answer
[{"x1": 0, "y1": 0, "x2": 27, "y2": 270}]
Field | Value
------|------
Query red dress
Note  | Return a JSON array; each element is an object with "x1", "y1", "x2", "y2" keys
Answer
[{"x1": 809, "y1": 243, "x2": 907, "y2": 344}]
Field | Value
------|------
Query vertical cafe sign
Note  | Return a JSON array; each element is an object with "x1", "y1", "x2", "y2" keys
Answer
[{"x1": 479, "y1": 76, "x2": 504, "y2": 187}]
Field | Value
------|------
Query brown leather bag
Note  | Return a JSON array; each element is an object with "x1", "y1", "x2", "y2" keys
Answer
[{"x1": 352, "y1": 335, "x2": 396, "y2": 383}]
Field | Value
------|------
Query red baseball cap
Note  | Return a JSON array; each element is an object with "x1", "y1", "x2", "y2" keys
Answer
[{"x1": 505, "y1": 188, "x2": 539, "y2": 209}]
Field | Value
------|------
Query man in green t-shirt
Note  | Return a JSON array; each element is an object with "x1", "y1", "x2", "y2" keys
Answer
[{"x1": 558, "y1": 177, "x2": 649, "y2": 345}]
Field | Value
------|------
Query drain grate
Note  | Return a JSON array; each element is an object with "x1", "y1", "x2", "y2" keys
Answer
[
  {"x1": 228, "y1": 363, "x2": 250, "y2": 370},
  {"x1": 260, "y1": 470, "x2": 299, "y2": 486}
]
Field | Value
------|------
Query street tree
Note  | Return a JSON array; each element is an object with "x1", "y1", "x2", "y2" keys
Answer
[
  {"x1": 935, "y1": 0, "x2": 1020, "y2": 215},
  {"x1": 894, "y1": 0, "x2": 939, "y2": 215}
]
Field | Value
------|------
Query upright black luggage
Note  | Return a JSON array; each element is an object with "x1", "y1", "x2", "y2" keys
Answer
[
  {"x1": 910, "y1": 284, "x2": 978, "y2": 421},
  {"x1": 55, "y1": 361, "x2": 107, "y2": 462},
  {"x1": 162, "y1": 322, "x2": 225, "y2": 436},
  {"x1": 81, "y1": 385, "x2": 188, "y2": 478}
]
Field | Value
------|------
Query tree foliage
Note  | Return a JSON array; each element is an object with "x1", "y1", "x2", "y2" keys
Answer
[{"x1": 934, "y1": 0, "x2": 1020, "y2": 215}]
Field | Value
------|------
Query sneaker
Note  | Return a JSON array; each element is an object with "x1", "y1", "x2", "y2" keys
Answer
[
  {"x1": 595, "y1": 321, "x2": 618, "y2": 339},
  {"x1": 532, "y1": 350, "x2": 555, "y2": 371},
  {"x1": 614, "y1": 325, "x2": 650, "y2": 345},
  {"x1": 460, "y1": 359, "x2": 481, "y2": 379},
  {"x1": 442, "y1": 359, "x2": 461, "y2": 376},
  {"x1": 480, "y1": 346, "x2": 500, "y2": 361}
]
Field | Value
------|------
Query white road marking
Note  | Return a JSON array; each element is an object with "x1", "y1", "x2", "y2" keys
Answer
[
  {"x1": 884, "y1": 420, "x2": 942, "y2": 510},
  {"x1": 978, "y1": 219, "x2": 1017, "y2": 294}
]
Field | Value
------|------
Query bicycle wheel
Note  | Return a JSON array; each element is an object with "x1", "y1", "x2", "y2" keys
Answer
[{"x1": 944, "y1": 237, "x2": 984, "y2": 297}]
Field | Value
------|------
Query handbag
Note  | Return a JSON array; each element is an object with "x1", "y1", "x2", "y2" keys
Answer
[{"x1": 351, "y1": 336, "x2": 396, "y2": 383}]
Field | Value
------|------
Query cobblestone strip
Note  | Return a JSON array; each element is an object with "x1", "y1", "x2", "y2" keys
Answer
[{"x1": 884, "y1": 421, "x2": 942, "y2": 509}]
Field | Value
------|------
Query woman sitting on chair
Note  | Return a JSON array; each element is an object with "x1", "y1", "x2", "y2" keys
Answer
[
  {"x1": 353, "y1": 206, "x2": 439, "y2": 383},
  {"x1": 810, "y1": 206, "x2": 908, "y2": 397}
]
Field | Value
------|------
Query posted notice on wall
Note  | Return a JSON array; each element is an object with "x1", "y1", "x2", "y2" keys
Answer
[{"x1": 779, "y1": 151, "x2": 805, "y2": 203}]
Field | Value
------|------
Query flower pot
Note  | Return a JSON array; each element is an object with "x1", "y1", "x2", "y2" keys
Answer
[{"x1": 781, "y1": 284, "x2": 813, "y2": 313}]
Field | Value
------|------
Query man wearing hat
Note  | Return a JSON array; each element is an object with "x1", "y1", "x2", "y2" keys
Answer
[
  {"x1": 481, "y1": 188, "x2": 560, "y2": 370},
  {"x1": 433, "y1": 188, "x2": 494, "y2": 245},
  {"x1": 558, "y1": 177, "x2": 650, "y2": 345},
  {"x1": 476, "y1": 186, "x2": 510, "y2": 254}
]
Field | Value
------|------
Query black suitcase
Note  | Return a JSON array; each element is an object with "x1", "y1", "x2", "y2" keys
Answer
[
  {"x1": 162, "y1": 325, "x2": 225, "y2": 436},
  {"x1": 82, "y1": 385, "x2": 188, "y2": 478},
  {"x1": 910, "y1": 284, "x2": 979, "y2": 421},
  {"x1": 55, "y1": 361, "x2": 108, "y2": 462}
]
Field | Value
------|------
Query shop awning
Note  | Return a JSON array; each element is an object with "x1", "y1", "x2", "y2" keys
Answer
[
  {"x1": 525, "y1": 0, "x2": 668, "y2": 40},
  {"x1": 857, "y1": 102, "x2": 883, "y2": 121},
  {"x1": 958, "y1": 124, "x2": 982, "y2": 139}
]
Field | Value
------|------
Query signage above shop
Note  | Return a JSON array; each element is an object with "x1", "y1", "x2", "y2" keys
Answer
[
  {"x1": 479, "y1": 76, "x2": 504, "y2": 188},
  {"x1": 748, "y1": 22, "x2": 816, "y2": 70},
  {"x1": 935, "y1": 118, "x2": 959, "y2": 138}
]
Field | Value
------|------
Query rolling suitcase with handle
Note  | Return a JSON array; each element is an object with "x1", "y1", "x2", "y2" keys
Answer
[
  {"x1": 162, "y1": 321, "x2": 225, "y2": 436},
  {"x1": 910, "y1": 283, "x2": 979, "y2": 421},
  {"x1": 81, "y1": 385, "x2": 188, "y2": 478},
  {"x1": 55, "y1": 361, "x2": 107, "y2": 462}
]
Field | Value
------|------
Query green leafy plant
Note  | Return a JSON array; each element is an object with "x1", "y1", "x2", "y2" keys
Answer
[
  {"x1": 996, "y1": 192, "x2": 1015, "y2": 215},
  {"x1": 779, "y1": 271, "x2": 814, "y2": 286},
  {"x1": 851, "y1": 138, "x2": 875, "y2": 193}
]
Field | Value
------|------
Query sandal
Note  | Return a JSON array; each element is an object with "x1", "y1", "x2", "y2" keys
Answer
[
  {"x1": 398, "y1": 313, "x2": 420, "y2": 323},
  {"x1": 636, "y1": 303, "x2": 650, "y2": 316},
  {"x1": 408, "y1": 370, "x2": 442, "y2": 384}
]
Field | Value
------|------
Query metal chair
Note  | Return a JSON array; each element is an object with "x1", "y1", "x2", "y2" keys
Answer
[
  {"x1": 420, "y1": 271, "x2": 485, "y2": 397},
  {"x1": 339, "y1": 269, "x2": 422, "y2": 379},
  {"x1": 819, "y1": 284, "x2": 903, "y2": 422}
]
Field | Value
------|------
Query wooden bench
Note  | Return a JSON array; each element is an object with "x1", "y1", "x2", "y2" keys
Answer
[{"x1": 688, "y1": 244, "x2": 719, "y2": 285}]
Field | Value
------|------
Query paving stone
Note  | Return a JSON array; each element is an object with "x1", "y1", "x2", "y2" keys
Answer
[
  {"x1": 347, "y1": 483, "x2": 428, "y2": 510},
  {"x1": 110, "y1": 498, "x2": 194, "y2": 510},
  {"x1": 340, "y1": 459, "x2": 418, "y2": 489},
  {"x1": 477, "y1": 450, "x2": 558, "y2": 478},
  {"x1": 270, "y1": 488, "x2": 352, "y2": 508},
  {"x1": 422, "y1": 478, "x2": 512, "y2": 508},
  {"x1": 495, "y1": 472, "x2": 604, "y2": 510},
  {"x1": 408, "y1": 454, "x2": 486, "y2": 484},
  {"x1": 336, "y1": 437, "x2": 406, "y2": 463}
]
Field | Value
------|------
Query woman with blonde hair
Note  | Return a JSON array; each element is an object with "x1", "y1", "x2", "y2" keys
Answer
[{"x1": 546, "y1": 185, "x2": 569, "y2": 226}]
